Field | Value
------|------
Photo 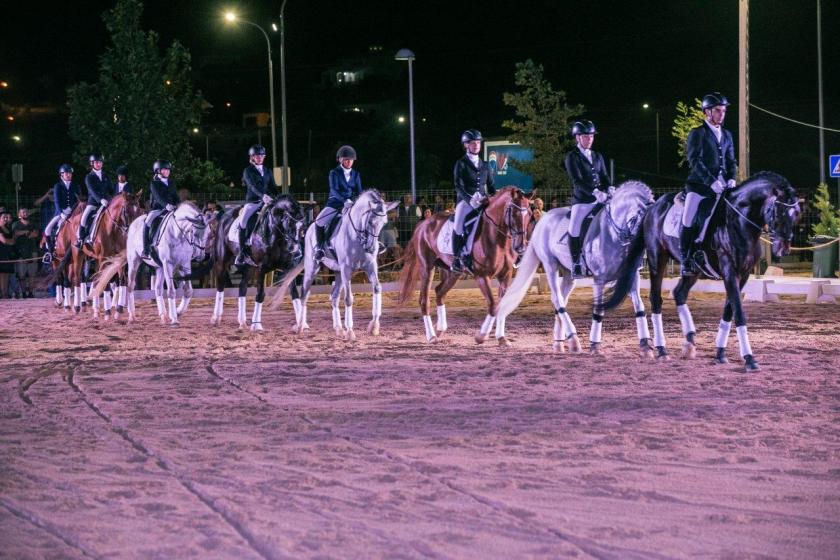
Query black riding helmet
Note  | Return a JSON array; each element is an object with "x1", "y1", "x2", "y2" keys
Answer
[
  {"x1": 570, "y1": 120, "x2": 597, "y2": 136},
  {"x1": 460, "y1": 129, "x2": 483, "y2": 144},
  {"x1": 152, "y1": 160, "x2": 172, "y2": 173},
  {"x1": 115, "y1": 165, "x2": 129, "y2": 177},
  {"x1": 336, "y1": 145, "x2": 357, "y2": 161},
  {"x1": 248, "y1": 144, "x2": 266, "y2": 157},
  {"x1": 701, "y1": 92, "x2": 730, "y2": 111},
  {"x1": 58, "y1": 164, "x2": 74, "y2": 175},
  {"x1": 89, "y1": 153, "x2": 104, "y2": 164}
]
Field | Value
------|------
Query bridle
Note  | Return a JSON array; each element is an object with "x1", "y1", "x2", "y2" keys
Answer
[
  {"x1": 482, "y1": 196, "x2": 533, "y2": 255},
  {"x1": 346, "y1": 198, "x2": 388, "y2": 253}
]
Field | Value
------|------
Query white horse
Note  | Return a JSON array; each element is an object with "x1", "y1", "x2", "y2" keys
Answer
[
  {"x1": 272, "y1": 190, "x2": 398, "y2": 340},
  {"x1": 92, "y1": 202, "x2": 211, "y2": 325},
  {"x1": 494, "y1": 181, "x2": 656, "y2": 356}
]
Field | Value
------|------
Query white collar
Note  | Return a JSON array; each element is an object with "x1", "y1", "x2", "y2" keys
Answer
[
  {"x1": 63, "y1": 180, "x2": 71, "y2": 188},
  {"x1": 467, "y1": 153, "x2": 481, "y2": 166},
  {"x1": 578, "y1": 146, "x2": 593, "y2": 162},
  {"x1": 159, "y1": 177, "x2": 169, "y2": 185}
]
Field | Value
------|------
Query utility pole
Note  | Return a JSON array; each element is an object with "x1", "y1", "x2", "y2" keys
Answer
[
  {"x1": 817, "y1": 0, "x2": 825, "y2": 185},
  {"x1": 738, "y1": 0, "x2": 750, "y2": 181}
]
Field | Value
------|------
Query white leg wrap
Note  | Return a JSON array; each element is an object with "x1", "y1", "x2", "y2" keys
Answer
[
  {"x1": 436, "y1": 305, "x2": 447, "y2": 331},
  {"x1": 177, "y1": 297, "x2": 190, "y2": 315},
  {"x1": 423, "y1": 315, "x2": 436, "y2": 341},
  {"x1": 480, "y1": 314, "x2": 496, "y2": 335},
  {"x1": 736, "y1": 325, "x2": 753, "y2": 358},
  {"x1": 495, "y1": 315, "x2": 507, "y2": 338},
  {"x1": 237, "y1": 297, "x2": 247, "y2": 326},
  {"x1": 558, "y1": 312, "x2": 577, "y2": 337},
  {"x1": 292, "y1": 298, "x2": 302, "y2": 323},
  {"x1": 80, "y1": 282, "x2": 88, "y2": 303},
  {"x1": 168, "y1": 298, "x2": 178, "y2": 322},
  {"x1": 91, "y1": 292, "x2": 100, "y2": 313},
  {"x1": 128, "y1": 292, "x2": 135, "y2": 313},
  {"x1": 63, "y1": 287, "x2": 72, "y2": 308},
  {"x1": 715, "y1": 320, "x2": 732, "y2": 348},
  {"x1": 590, "y1": 319, "x2": 603, "y2": 344},
  {"x1": 73, "y1": 286, "x2": 80, "y2": 308},
  {"x1": 155, "y1": 296, "x2": 165, "y2": 317},
  {"x1": 213, "y1": 291, "x2": 224, "y2": 317},
  {"x1": 652, "y1": 313, "x2": 666, "y2": 347},
  {"x1": 372, "y1": 292, "x2": 382, "y2": 320},
  {"x1": 677, "y1": 304, "x2": 696, "y2": 335},
  {"x1": 103, "y1": 291, "x2": 112, "y2": 311},
  {"x1": 251, "y1": 301, "x2": 262, "y2": 324},
  {"x1": 635, "y1": 315, "x2": 651, "y2": 341},
  {"x1": 553, "y1": 316, "x2": 566, "y2": 341},
  {"x1": 300, "y1": 302, "x2": 308, "y2": 327},
  {"x1": 344, "y1": 305, "x2": 354, "y2": 330},
  {"x1": 55, "y1": 288, "x2": 62, "y2": 306},
  {"x1": 332, "y1": 305, "x2": 341, "y2": 329}
]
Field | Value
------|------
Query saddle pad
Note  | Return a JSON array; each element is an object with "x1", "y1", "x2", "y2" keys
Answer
[
  {"x1": 88, "y1": 207, "x2": 106, "y2": 240},
  {"x1": 436, "y1": 214, "x2": 480, "y2": 256},
  {"x1": 152, "y1": 213, "x2": 173, "y2": 246},
  {"x1": 227, "y1": 208, "x2": 245, "y2": 243},
  {"x1": 663, "y1": 197, "x2": 684, "y2": 239}
]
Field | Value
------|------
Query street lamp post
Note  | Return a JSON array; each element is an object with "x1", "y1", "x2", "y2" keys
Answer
[
  {"x1": 279, "y1": 0, "x2": 289, "y2": 194},
  {"x1": 225, "y1": 13, "x2": 278, "y2": 184},
  {"x1": 642, "y1": 103, "x2": 660, "y2": 174},
  {"x1": 395, "y1": 48, "x2": 416, "y2": 204}
]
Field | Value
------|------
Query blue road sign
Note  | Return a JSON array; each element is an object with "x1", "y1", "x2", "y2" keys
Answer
[{"x1": 830, "y1": 155, "x2": 840, "y2": 178}]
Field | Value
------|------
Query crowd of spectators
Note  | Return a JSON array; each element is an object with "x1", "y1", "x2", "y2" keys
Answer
[{"x1": 0, "y1": 206, "x2": 41, "y2": 298}]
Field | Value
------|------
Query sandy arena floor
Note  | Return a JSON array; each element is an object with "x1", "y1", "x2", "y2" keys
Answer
[{"x1": 1, "y1": 287, "x2": 839, "y2": 559}]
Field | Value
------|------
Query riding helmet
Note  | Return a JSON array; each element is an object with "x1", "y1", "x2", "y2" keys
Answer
[
  {"x1": 58, "y1": 163, "x2": 74, "y2": 175},
  {"x1": 570, "y1": 120, "x2": 597, "y2": 136},
  {"x1": 152, "y1": 160, "x2": 172, "y2": 173},
  {"x1": 336, "y1": 145, "x2": 357, "y2": 161},
  {"x1": 460, "y1": 129, "x2": 483, "y2": 144},
  {"x1": 89, "y1": 153, "x2": 104, "y2": 163},
  {"x1": 248, "y1": 144, "x2": 267, "y2": 157},
  {"x1": 701, "y1": 92, "x2": 730, "y2": 111}
]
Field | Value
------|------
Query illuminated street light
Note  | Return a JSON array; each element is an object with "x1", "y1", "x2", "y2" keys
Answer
[
  {"x1": 0, "y1": 81, "x2": 8, "y2": 88},
  {"x1": 192, "y1": 127, "x2": 199, "y2": 133},
  {"x1": 6, "y1": 115, "x2": 13, "y2": 122},
  {"x1": 642, "y1": 102, "x2": 660, "y2": 173},
  {"x1": 397, "y1": 116, "x2": 406, "y2": 123},
  {"x1": 225, "y1": 101, "x2": 232, "y2": 108},
  {"x1": 12, "y1": 135, "x2": 21, "y2": 142},
  {"x1": 224, "y1": 11, "x2": 278, "y2": 188}
]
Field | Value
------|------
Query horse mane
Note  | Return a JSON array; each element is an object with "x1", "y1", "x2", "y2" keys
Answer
[
  {"x1": 614, "y1": 180, "x2": 654, "y2": 203},
  {"x1": 734, "y1": 171, "x2": 796, "y2": 201},
  {"x1": 174, "y1": 200, "x2": 201, "y2": 218}
]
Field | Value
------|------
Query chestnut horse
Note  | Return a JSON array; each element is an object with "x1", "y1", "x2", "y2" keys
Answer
[
  {"x1": 397, "y1": 187, "x2": 534, "y2": 343},
  {"x1": 75, "y1": 192, "x2": 144, "y2": 319},
  {"x1": 48, "y1": 202, "x2": 85, "y2": 311}
]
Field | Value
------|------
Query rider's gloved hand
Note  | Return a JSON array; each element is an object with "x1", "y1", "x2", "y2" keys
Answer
[
  {"x1": 607, "y1": 185, "x2": 616, "y2": 197},
  {"x1": 711, "y1": 179, "x2": 725, "y2": 194},
  {"x1": 262, "y1": 194, "x2": 274, "y2": 205},
  {"x1": 469, "y1": 191, "x2": 484, "y2": 209},
  {"x1": 593, "y1": 189, "x2": 608, "y2": 204},
  {"x1": 165, "y1": 204, "x2": 175, "y2": 212},
  {"x1": 726, "y1": 179, "x2": 736, "y2": 189},
  {"x1": 100, "y1": 198, "x2": 108, "y2": 207},
  {"x1": 62, "y1": 208, "x2": 72, "y2": 217},
  {"x1": 344, "y1": 199, "x2": 354, "y2": 209}
]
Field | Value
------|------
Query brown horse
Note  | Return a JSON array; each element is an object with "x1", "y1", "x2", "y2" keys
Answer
[
  {"x1": 397, "y1": 186, "x2": 534, "y2": 343},
  {"x1": 48, "y1": 202, "x2": 86, "y2": 311},
  {"x1": 74, "y1": 192, "x2": 144, "y2": 319}
]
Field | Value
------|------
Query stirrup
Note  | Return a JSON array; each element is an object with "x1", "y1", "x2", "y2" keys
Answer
[
  {"x1": 451, "y1": 257, "x2": 464, "y2": 273},
  {"x1": 572, "y1": 262, "x2": 585, "y2": 279},
  {"x1": 42, "y1": 252, "x2": 53, "y2": 264},
  {"x1": 313, "y1": 247, "x2": 326, "y2": 261},
  {"x1": 680, "y1": 258, "x2": 697, "y2": 276}
]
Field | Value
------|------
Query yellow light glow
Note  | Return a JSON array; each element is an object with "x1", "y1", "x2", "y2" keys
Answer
[
  {"x1": 6, "y1": 115, "x2": 13, "y2": 122},
  {"x1": 193, "y1": 128, "x2": 199, "y2": 133},
  {"x1": 397, "y1": 116, "x2": 405, "y2": 123},
  {"x1": 642, "y1": 103, "x2": 650, "y2": 109},
  {"x1": 225, "y1": 102, "x2": 232, "y2": 108},
  {"x1": 165, "y1": 80, "x2": 172, "y2": 86},
  {"x1": 225, "y1": 12, "x2": 236, "y2": 22},
  {"x1": 12, "y1": 135, "x2": 21, "y2": 142},
  {"x1": 0, "y1": 81, "x2": 8, "y2": 88}
]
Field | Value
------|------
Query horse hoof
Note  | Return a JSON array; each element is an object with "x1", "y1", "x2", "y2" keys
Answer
[
  {"x1": 590, "y1": 342, "x2": 603, "y2": 356},
  {"x1": 291, "y1": 324, "x2": 301, "y2": 334},
  {"x1": 474, "y1": 332, "x2": 488, "y2": 344},
  {"x1": 568, "y1": 335, "x2": 582, "y2": 353},
  {"x1": 210, "y1": 316, "x2": 218, "y2": 326},
  {"x1": 552, "y1": 341, "x2": 566, "y2": 353},
  {"x1": 335, "y1": 328, "x2": 344, "y2": 338},
  {"x1": 367, "y1": 321, "x2": 380, "y2": 336},
  {"x1": 681, "y1": 342, "x2": 696, "y2": 359},
  {"x1": 117, "y1": 305, "x2": 125, "y2": 314},
  {"x1": 74, "y1": 306, "x2": 80, "y2": 313},
  {"x1": 640, "y1": 346, "x2": 655, "y2": 360},
  {"x1": 345, "y1": 329, "x2": 356, "y2": 342},
  {"x1": 744, "y1": 355, "x2": 760, "y2": 372},
  {"x1": 427, "y1": 336, "x2": 437, "y2": 344},
  {"x1": 250, "y1": 324, "x2": 263, "y2": 332},
  {"x1": 498, "y1": 337, "x2": 511, "y2": 347},
  {"x1": 81, "y1": 302, "x2": 87, "y2": 308}
]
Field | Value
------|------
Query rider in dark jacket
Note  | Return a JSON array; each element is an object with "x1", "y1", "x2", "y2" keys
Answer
[
  {"x1": 76, "y1": 154, "x2": 114, "y2": 248},
  {"x1": 43, "y1": 164, "x2": 80, "y2": 260},
  {"x1": 451, "y1": 129, "x2": 495, "y2": 272},
  {"x1": 142, "y1": 160, "x2": 179, "y2": 258},
  {"x1": 679, "y1": 92, "x2": 738, "y2": 275},
  {"x1": 313, "y1": 145, "x2": 363, "y2": 261},
  {"x1": 235, "y1": 145, "x2": 279, "y2": 266}
]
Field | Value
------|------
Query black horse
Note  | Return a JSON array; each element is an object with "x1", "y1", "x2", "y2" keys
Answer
[
  {"x1": 604, "y1": 171, "x2": 800, "y2": 371},
  {"x1": 211, "y1": 195, "x2": 305, "y2": 330}
]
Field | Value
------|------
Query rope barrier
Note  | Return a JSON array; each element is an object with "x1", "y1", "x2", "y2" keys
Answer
[
  {"x1": 759, "y1": 235, "x2": 839, "y2": 252},
  {"x1": 0, "y1": 255, "x2": 43, "y2": 264}
]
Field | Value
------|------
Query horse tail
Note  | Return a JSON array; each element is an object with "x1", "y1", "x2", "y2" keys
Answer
[
  {"x1": 495, "y1": 232, "x2": 541, "y2": 320},
  {"x1": 41, "y1": 249, "x2": 73, "y2": 288},
  {"x1": 268, "y1": 260, "x2": 305, "y2": 310},
  {"x1": 601, "y1": 221, "x2": 646, "y2": 311},
  {"x1": 90, "y1": 251, "x2": 127, "y2": 299},
  {"x1": 396, "y1": 229, "x2": 423, "y2": 306}
]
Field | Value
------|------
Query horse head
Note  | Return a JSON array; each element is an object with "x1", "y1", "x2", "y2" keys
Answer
[
  {"x1": 608, "y1": 181, "x2": 655, "y2": 243},
  {"x1": 730, "y1": 172, "x2": 800, "y2": 258},
  {"x1": 173, "y1": 202, "x2": 211, "y2": 261},
  {"x1": 485, "y1": 187, "x2": 535, "y2": 256},
  {"x1": 266, "y1": 195, "x2": 306, "y2": 260},
  {"x1": 347, "y1": 190, "x2": 399, "y2": 254}
]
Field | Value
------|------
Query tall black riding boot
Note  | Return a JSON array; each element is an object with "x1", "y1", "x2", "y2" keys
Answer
[
  {"x1": 314, "y1": 225, "x2": 326, "y2": 261},
  {"x1": 75, "y1": 224, "x2": 86, "y2": 249},
  {"x1": 142, "y1": 223, "x2": 152, "y2": 257},
  {"x1": 569, "y1": 235, "x2": 584, "y2": 278},
  {"x1": 679, "y1": 225, "x2": 697, "y2": 276},
  {"x1": 235, "y1": 227, "x2": 250, "y2": 266},
  {"x1": 451, "y1": 232, "x2": 465, "y2": 273}
]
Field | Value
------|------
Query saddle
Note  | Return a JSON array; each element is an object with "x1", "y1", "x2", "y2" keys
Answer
[
  {"x1": 663, "y1": 192, "x2": 718, "y2": 243},
  {"x1": 227, "y1": 205, "x2": 268, "y2": 245},
  {"x1": 436, "y1": 206, "x2": 482, "y2": 257},
  {"x1": 85, "y1": 206, "x2": 107, "y2": 243}
]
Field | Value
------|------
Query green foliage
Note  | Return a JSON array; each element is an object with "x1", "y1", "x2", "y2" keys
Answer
[
  {"x1": 671, "y1": 98, "x2": 705, "y2": 167},
  {"x1": 811, "y1": 183, "x2": 840, "y2": 238},
  {"x1": 502, "y1": 60, "x2": 584, "y2": 192},
  {"x1": 67, "y1": 0, "x2": 201, "y2": 179},
  {"x1": 180, "y1": 160, "x2": 231, "y2": 198}
]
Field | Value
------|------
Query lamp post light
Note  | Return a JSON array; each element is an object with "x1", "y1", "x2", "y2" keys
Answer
[
  {"x1": 395, "y1": 48, "x2": 416, "y2": 204},
  {"x1": 642, "y1": 103, "x2": 660, "y2": 174},
  {"x1": 224, "y1": 12, "x2": 278, "y2": 185}
]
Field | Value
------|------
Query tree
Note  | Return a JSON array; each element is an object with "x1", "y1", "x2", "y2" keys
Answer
[
  {"x1": 67, "y1": 0, "x2": 212, "y2": 184},
  {"x1": 811, "y1": 183, "x2": 840, "y2": 238},
  {"x1": 671, "y1": 99, "x2": 705, "y2": 167},
  {"x1": 502, "y1": 60, "x2": 584, "y2": 192}
]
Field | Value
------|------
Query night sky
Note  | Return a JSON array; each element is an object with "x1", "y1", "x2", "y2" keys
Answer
[{"x1": 3, "y1": 0, "x2": 839, "y2": 197}]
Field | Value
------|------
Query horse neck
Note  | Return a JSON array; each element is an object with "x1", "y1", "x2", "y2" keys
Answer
[{"x1": 483, "y1": 192, "x2": 513, "y2": 232}]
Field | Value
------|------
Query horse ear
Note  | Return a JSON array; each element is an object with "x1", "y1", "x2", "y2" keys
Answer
[
  {"x1": 529, "y1": 188, "x2": 537, "y2": 198},
  {"x1": 386, "y1": 200, "x2": 400, "y2": 212},
  {"x1": 136, "y1": 188, "x2": 144, "y2": 198}
]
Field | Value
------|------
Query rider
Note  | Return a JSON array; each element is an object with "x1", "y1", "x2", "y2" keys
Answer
[
  {"x1": 114, "y1": 165, "x2": 133, "y2": 194},
  {"x1": 452, "y1": 129, "x2": 496, "y2": 273},
  {"x1": 43, "y1": 164, "x2": 80, "y2": 262},
  {"x1": 313, "y1": 145, "x2": 363, "y2": 262},
  {"x1": 235, "y1": 144, "x2": 279, "y2": 266},
  {"x1": 564, "y1": 120, "x2": 611, "y2": 278},
  {"x1": 680, "y1": 92, "x2": 738, "y2": 276},
  {"x1": 142, "y1": 160, "x2": 179, "y2": 258},
  {"x1": 76, "y1": 153, "x2": 114, "y2": 248}
]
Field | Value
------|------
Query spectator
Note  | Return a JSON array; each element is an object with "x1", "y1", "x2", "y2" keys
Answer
[
  {"x1": 0, "y1": 211, "x2": 15, "y2": 298},
  {"x1": 532, "y1": 197, "x2": 545, "y2": 221},
  {"x1": 178, "y1": 187, "x2": 192, "y2": 202},
  {"x1": 12, "y1": 208, "x2": 39, "y2": 298},
  {"x1": 550, "y1": 197, "x2": 560, "y2": 209},
  {"x1": 204, "y1": 200, "x2": 222, "y2": 220},
  {"x1": 380, "y1": 210, "x2": 400, "y2": 261},
  {"x1": 432, "y1": 194, "x2": 446, "y2": 214},
  {"x1": 422, "y1": 207, "x2": 432, "y2": 220},
  {"x1": 418, "y1": 196, "x2": 429, "y2": 215},
  {"x1": 396, "y1": 193, "x2": 421, "y2": 246}
]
